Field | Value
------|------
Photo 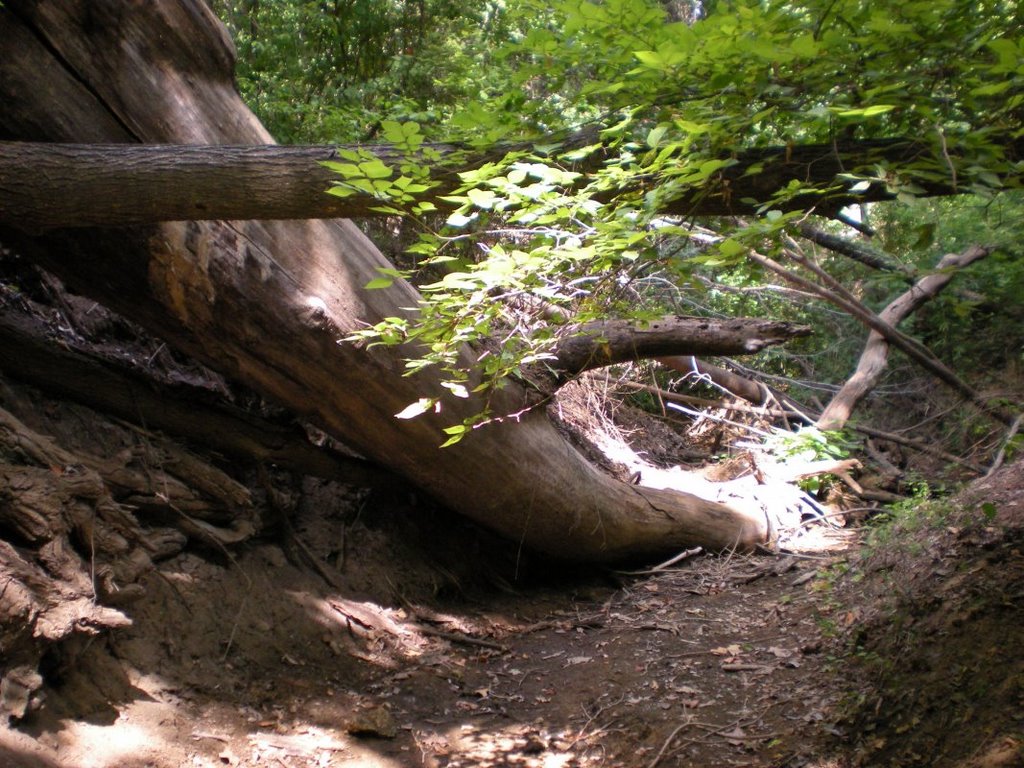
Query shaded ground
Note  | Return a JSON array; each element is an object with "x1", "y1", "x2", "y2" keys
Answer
[
  {"x1": 0, "y1": 518, "x2": 852, "y2": 768},
  {"x1": 0, "y1": 270, "x2": 1021, "y2": 768},
  {"x1": 1, "y1": 456, "x2": 1020, "y2": 768},
  {"x1": 831, "y1": 465, "x2": 1024, "y2": 768}
]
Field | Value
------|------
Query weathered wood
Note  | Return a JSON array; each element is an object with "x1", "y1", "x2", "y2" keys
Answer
[
  {"x1": 0, "y1": 465, "x2": 72, "y2": 543},
  {"x1": 0, "y1": 0, "x2": 771, "y2": 560},
  {"x1": 1, "y1": 138, "x2": 1017, "y2": 233},
  {"x1": 0, "y1": 142, "x2": 459, "y2": 232},
  {"x1": 2, "y1": 129, "x2": 1020, "y2": 231},
  {"x1": 0, "y1": 404, "x2": 251, "y2": 544},
  {"x1": 796, "y1": 223, "x2": 907, "y2": 276},
  {"x1": 551, "y1": 317, "x2": 810, "y2": 380},
  {"x1": 0, "y1": 309, "x2": 395, "y2": 488},
  {"x1": 816, "y1": 245, "x2": 992, "y2": 431},
  {"x1": 748, "y1": 247, "x2": 1017, "y2": 427}
]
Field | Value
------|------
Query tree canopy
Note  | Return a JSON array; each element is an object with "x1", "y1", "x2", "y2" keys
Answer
[{"x1": 264, "y1": 0, "x2": 1023, "y2": 439}]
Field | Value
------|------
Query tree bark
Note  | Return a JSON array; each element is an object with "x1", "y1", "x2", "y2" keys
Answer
[
  {"x1": 0, "y1": 0, "x2": 772, "y2": 560},
  {"x1": 816, "y1": 245, "x2": 992, "y2": 431},
  {"x1": 796, "y1": 223, "x2": 908, "y2": 276},
  {"x1": 1, "y1": 139, "x2": 1019, "y2": 233},
  {"x1": 746, "y1": 248, "x2": 1017, "y2": 427},
  {"x1": 550, "y1": 317, "x2": 809, "y2": 381},
  {"x1": 656, "y1": 355, "x2": 770, "y2": 404},
  {"x1": 0, "y1": 308, "x2": 394, "y2": 489}
]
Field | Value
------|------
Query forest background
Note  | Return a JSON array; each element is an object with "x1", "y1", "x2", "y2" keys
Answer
[{"x1": 211, "y1": 0, "x2": 1023, "y2": 471}]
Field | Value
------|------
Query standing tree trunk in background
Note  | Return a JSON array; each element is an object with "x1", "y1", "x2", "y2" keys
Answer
[
  {"x1": 816, "y1": 245, "x2": 992, "y2": 432},
  {"x1": 0, "y1": 0, "x2": 778, "y2": 561}
]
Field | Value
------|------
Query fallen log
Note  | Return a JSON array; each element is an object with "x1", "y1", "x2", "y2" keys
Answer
[
  {"x1": 0, "y1": 308, "x2": 395, "y2": 489},
  {"x1": 656, "y1": 355, "x2": 770, "y2": 404},
  {"x1": 0, "y1": 0, "x2": 771, "y2": 560},
  {"x1": 2, "y1": 134, "x2": 1017, "y2": 232},
  {"x1": 552, "y1": 318, "x2": 809, "y2": 382}
]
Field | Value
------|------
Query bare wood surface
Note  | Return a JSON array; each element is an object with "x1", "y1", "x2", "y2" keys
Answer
[
  {"x1": 746, "y1": 248, "x2": 1018, "y2": 427},
  {"x1": 2, "y1": 133, "x2": 1018, "y2": 231},
  {"x1": 551, "y1": 318, "x2": 810, "y2": 380},
  {"x1": 816, "y1": 245, "x2": 993, "y2": 431},
  {"x1": 656, "y1": 356, "x2": 769, "y2": 404},
  {"x1": 0, "y1": 309, "x2": 394, "y2": 488}
]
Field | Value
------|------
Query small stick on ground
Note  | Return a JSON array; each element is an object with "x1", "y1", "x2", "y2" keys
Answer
[
  {"x1": 414, "y1": 624, "x2": 507, "y2": 652},
  {"x1": 617, "y1": 547, "x2": 704, "y2": 576},
  {"x1": 986, "y1": 412, "x2": 1023, "y2": 478}
]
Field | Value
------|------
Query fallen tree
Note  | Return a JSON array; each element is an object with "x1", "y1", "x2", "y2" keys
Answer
[
  {"x1": 0, "y1": 308, "x2": 392, "y2": 489},
  {"x1": 4, "y1": 135, "x2": 1014, "y2": 231},
  {"x1": 549, "y1": 318, "x2": 810, "y2": 382},
  {"x1": 0, "y1": 0, "x2": 789, "y2": 561}
]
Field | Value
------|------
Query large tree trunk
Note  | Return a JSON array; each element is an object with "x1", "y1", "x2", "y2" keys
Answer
[{"x1": 0, "y1": 0, "x2": 773, "y2": 560}]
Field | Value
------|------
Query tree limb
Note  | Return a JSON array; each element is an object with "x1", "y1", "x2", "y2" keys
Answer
[
  {"x1": 548, "y1": 317, "x2": 810, "y2": 381},
  {"x1": 1, "y1": 133, "x2": 1020, "y2": 232},
  {"x1": 655, "y1": 355, "x2": 769, "y2": 404},
  {"x1": 817, "y1": 245, "x2": 994, "y2": 430},
  {"x1": 745, "y1": 248, "x2": 1019, "y2": 427},
  {"x1": 797, "y1": 222, "x2": 907, "y2": 275}
]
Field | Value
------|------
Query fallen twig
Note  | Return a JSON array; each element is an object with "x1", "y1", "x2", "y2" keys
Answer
[
  {"x1": 414, "y1": 624, "x2": 507, "y2": 652},
  {"x1": 666, "y1": 402, "x2": 773, "y2": 436},
  {"x1": 616, "y1": 547, "x2": 704, "y2": 576},
  {"x1": 852, "y1": 424, "x2": 987, "y2": 474},
  {"x1": 985, "y1": 412, "x2": 1023, "y2": 478}
]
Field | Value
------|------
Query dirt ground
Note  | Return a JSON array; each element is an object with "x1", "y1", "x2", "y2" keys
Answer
[
  {"x1": 0, "y1": 270, "x2": 1021, "y2": 768},
  {"x1": 1, "y1": 456, "x2": 1020, "y2": 768}
]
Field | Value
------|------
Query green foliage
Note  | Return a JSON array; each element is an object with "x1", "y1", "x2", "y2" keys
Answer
[
  {"x1": 861, "y1": 482, "x2": 951, "y2": 550},
  {"x1": 210, "y1": 0, "x2": 514, "y2": 143},
  {"x1": 763, "y1": 425, "x2": 858, "y2": 492},
  {"x1": 871, "y1": 193, "x2": 1024, "y2": 366},
  {"x1": 765, "y1": 426, "x2": 856, "y2": 462},
  {"x1": 320, "y1": 121, "x2": 441, "y2": 215},
  {"x1": 216, "y1": 0, "x2": 1024, "y2": 440}
]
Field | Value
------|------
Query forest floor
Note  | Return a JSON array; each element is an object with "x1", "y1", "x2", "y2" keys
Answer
[
  {"x1": 0, "y1": 451, "x2": 1021, "y2": 768},
  {"x1": 0, "y1": 273, "x2": 1022, "y2": 768}
]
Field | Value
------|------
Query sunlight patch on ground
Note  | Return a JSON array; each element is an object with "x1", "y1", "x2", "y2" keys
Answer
[
  {"x1": 436, "y1": 721, "x2": 576, "y2": 768},
  {"x1": 50, "y1": 720, "x2": 166, "y2": 768}
]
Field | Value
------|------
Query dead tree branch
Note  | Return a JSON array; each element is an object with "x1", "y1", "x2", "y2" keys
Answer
[{"x1": 817, "y1": 245, "x2": 994, "y2": 430}]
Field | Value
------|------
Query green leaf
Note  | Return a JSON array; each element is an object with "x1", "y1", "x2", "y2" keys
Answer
[
  {"x1": 833, "y1": 104, "x2": 897, "y2": 119},
  {"x1": 365, "y1": 277, "x2": 393, "y2": 290},
  {"x1": 325, "y1": 186, "x2": 356, "y2": 198},
  {"x1": 718, "y1": 238, "x2": 746, "y2": 257},
  {"x1": 971, "y1": 81, "x2": 1012, "y2": 97},
  {"x1": 439, "y1": 426, "x2": 469, "y2": 448},
  {"x1": 320, "y1": 161, "x2": 362, "y2": 177},
  {"x1": 446, "y1": 211, "x2": 477, "y2": 228},
  {"x1": 646, "y1": 124, "x2": 669, "y2": 148},
  {"x1": 467, "y1": 188, "x2": 498, "y2": 209},
  {"x1": 634, "y1": 50, "x2": 671, "y2": 70},
  {"x1": 441, "y1": 381, "x2": 470, "y2": 398},
  {"x1": 359, "y1": 159, "x2": 393, "y2": 179},
  {"x1": 791, "y1": 34, "x2": 818, "y2": 58}
]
